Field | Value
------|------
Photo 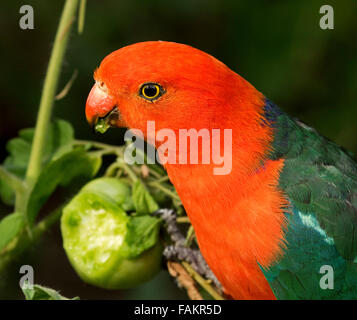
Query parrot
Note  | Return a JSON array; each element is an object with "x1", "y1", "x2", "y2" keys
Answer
[{"x1": 85, "y1": 41, "x2": 357, "y2": 300}]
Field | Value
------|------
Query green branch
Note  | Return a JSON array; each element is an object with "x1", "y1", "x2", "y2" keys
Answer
[
  {"x1": 148, "y1": 181, "x2": 181, "y2": 201},
  {"x1": 78, "y1": 0, "x2": 87, "y2": 34},
  {"x1": 182, "y1": 262, "x2": 225, "y2": 300},
  {"x1": 26, "y1": 0, "x2": 79, "y2": 187},
  {"x1": 0, "y1": 0, "x2": 81, "y2": 272}
]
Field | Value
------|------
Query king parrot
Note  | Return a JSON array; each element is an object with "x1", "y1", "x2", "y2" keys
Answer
[{"x1": 85, "y1": 41, "x2": 357, "y2": 300}]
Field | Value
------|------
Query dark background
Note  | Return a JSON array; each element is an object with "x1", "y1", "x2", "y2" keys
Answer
[{"x1": 0, "y1": 0, "x2": 356, "y2": 299}]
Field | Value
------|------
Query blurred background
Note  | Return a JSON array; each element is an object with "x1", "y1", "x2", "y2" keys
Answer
[{"x1": 0, "y1": 0, "x2": 356, "y2": 299}]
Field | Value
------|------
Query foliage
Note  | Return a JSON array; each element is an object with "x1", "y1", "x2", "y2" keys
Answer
[
  {"x1": 0, "y1": 0, "x2": 231, "y2": 300},
  {"x1": 22, "y1": 283, "x2": 79, "y2": 300}
]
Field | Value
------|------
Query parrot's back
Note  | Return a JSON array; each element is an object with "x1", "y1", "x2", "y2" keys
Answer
[{"x1": 262, "y1": 100, "x2": 357, "y2": 299}]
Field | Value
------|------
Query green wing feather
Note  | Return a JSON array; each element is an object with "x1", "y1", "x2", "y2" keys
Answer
[{"x1": 262, "y1": 100, "x2": 357, "y2": 299}]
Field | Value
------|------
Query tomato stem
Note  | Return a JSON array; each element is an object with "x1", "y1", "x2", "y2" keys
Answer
[
  {"x1": 148, "y1": 181, "x2": 181, "y2": 201},
  {"x1": 26, "y1": 0, "x2": 80, "y2": 188}
]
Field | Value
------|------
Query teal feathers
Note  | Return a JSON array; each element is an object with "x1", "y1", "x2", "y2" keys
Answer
[{"x1": 263, "y1": 100, "x2": 357, "y2": 299}]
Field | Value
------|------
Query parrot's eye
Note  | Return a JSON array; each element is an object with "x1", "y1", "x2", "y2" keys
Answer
[{"x1": 139, "y1": 83, "x2": 164, "y2": 101}]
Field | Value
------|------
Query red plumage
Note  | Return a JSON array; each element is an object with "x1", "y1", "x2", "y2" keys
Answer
[{"x1": 86, "y1": 41, "x2": 290, "y2": 299}]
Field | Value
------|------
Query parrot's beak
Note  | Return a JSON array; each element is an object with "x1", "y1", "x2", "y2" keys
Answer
[{"x1": 85, "y1": 84, "x2": 118, "y2": 133}]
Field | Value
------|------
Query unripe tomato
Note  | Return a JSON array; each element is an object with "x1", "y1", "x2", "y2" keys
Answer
[
  {"x1": 80, "y1": 177, "x2": 134, "y2": 211},
  {"x1": 61, "y1": 179, "x2": 162, "y2": 290}
]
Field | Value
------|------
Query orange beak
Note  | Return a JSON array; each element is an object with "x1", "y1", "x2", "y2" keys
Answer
[{"x1": 85, "y1": 84, "x2": 117, "y2": 128}]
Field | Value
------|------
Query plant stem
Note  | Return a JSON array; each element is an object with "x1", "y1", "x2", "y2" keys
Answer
[
  {"x1": 150, "y1": 175, "x2": 170, "y2": 184},
  {"x1": 147, "y1": 167, "x2": 162, "y2": 179},
  {"x1": 177, "y1": 217, "x2": 191, "y2": 223},
  {"x1": 182, "y1": 262, "x2": 225, "y2": 300},
  {"x1": 105, "y1": 162, "x2": 121, "y2": 177},
  {"x1": 148, "y1": 181, "x2": 181, "y2": 201},
  {"x1": 117, "y1": 160, "x2": 138, "y2": 182},
  {"x1": 78, "y1": 0, "x2": 87, "y2": 34},
  {"x1": 185, "y1": 225, "x2": 195, "y2": 247},
  {"x1": 74, "y1": 140, "x2": 124, "y2": 154},
  {"x1": 26, "y1": 0, "x2": 79, "y2": 187},
  {"x1": 33, "y1": 206, "x2": 64, "y2": 236}
]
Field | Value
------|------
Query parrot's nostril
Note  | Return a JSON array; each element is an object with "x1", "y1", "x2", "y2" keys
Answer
[{"x1": 96, "y1": 80, "x2": 108, "y2": 93}]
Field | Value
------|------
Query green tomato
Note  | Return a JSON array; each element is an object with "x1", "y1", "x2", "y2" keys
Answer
[
  {"x1": 61, "y1": 191, "x2": 162, "y2": 290},
  {"x1": 80, "y1": 177, "x2": 134, "y2": 211}
]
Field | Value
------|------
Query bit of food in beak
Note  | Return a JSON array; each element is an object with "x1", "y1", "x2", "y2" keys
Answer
[
  {"x1": 94, "y1": 107, "x2": 120, "y2": 134},
  {"x1": 95, "y1": 118, "x2": 111, "y2": 134}
]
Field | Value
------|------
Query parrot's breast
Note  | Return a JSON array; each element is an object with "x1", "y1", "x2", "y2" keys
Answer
[{"x1": 166, "y1": 155, "x2": 288, "y2": 299}]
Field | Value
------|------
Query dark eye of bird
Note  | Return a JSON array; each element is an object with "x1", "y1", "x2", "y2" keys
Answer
[{"x1": 139, "y1": 83, "x2": 164, "y2": 101}]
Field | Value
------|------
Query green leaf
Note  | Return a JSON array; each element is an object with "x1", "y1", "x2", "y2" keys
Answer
[
  {"x1": 0, "y1": 119, "x2": 74, "y2": 206},
  {"x1": 0, "y1": 179, "x2": 16, "y2": 206},
  {"x1": 27, "y1": 149, "x2": 102, "y2": 225},
  {"x1": 4, "y1": 138, "x2": 31, "y2": 175},
  {"x1": 48, "y1": 119, "x2": 75, "y2": 160},
  {"x1": 132, "y1": 180, "x2": 159, "y2": 215},
  {"x1": 0, "y1": 212, "x2": 25, "y2": 251},
  {"x1": 4, "y1": 119, "x2": 74, "y2": 175},
  {"x1": 121, "y1": 215, "x2": 161, "y2": 258},
  {"x1": 22, "y1": 283, "x2": 79, "y2": 300}
]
